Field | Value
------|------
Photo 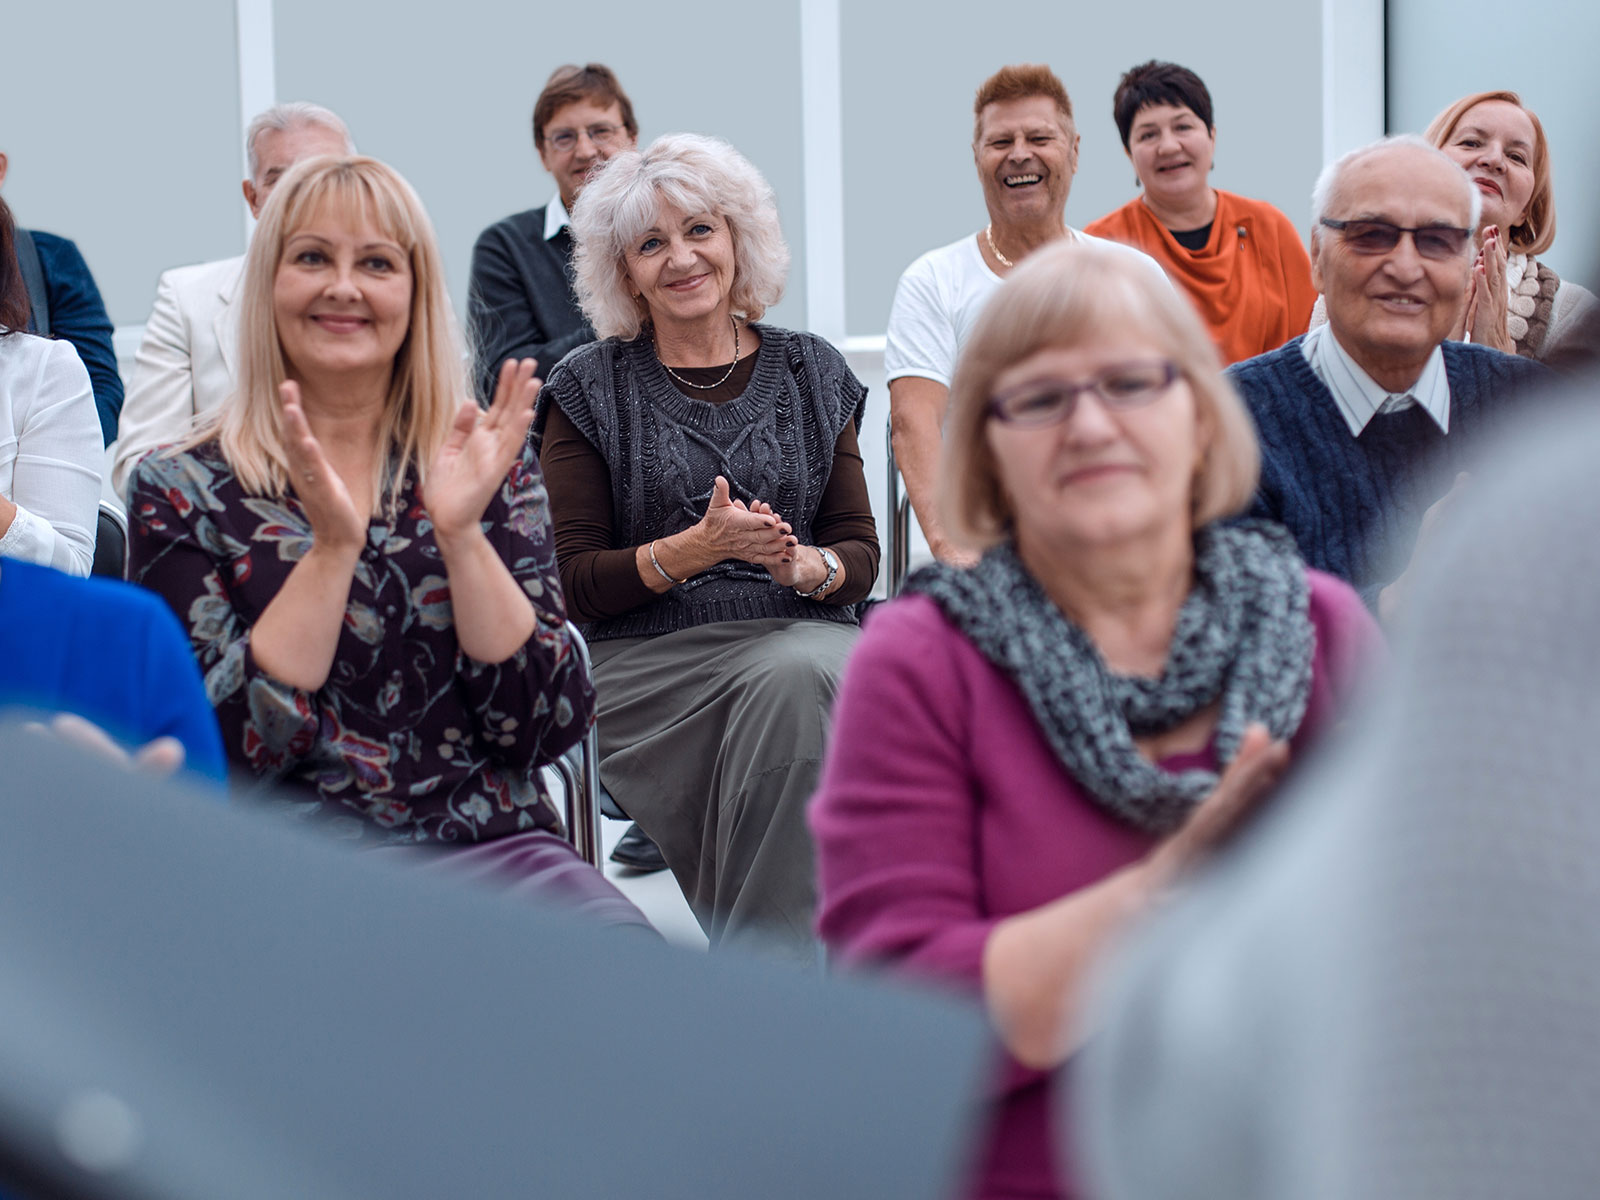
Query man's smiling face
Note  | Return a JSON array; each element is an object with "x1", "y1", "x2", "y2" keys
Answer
[{"x1": 974, "y1": 95, "x2": 1079, "y2": 229}]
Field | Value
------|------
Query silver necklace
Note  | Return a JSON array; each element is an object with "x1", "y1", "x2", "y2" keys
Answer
[
  {"x1": 984, "y1": 223, "x2": 1015, "y2": 269},
  {"x1": 656, "y1": 316, "x2": 741, "y2": 390}
]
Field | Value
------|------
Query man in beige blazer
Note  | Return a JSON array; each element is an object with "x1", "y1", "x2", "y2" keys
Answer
[{"x1": 112, "y1": 103, "x2": 354, "y2": 498}]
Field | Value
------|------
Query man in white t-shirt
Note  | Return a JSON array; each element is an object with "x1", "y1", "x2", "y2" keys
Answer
[{"x1": 886, "y1": 64, "x2": 1168, "y2": 565}]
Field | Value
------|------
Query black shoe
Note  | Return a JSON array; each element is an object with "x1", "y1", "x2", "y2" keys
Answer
[{"x1": 609, "y1": 822, "x2": 668, "y2": 873}]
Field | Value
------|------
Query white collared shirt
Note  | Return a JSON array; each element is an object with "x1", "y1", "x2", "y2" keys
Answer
[
  {"x1": 1300, "y1": 324, "x2": 1452, "y2": 437},
  {"x1": 543, "y1": 195, "x2": 570, "y2": 242}
]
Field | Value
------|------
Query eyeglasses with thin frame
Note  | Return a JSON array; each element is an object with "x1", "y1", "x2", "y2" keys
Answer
[
  {"x1": 1319, "y1": 217, "x2": 1473, "y2": 260},
  {"x1": 546, "y1": 123, "x2": 624, "y2": 153},
  {"x1": 988, "y1": 360, "x2": 1181, "y2": 428}
]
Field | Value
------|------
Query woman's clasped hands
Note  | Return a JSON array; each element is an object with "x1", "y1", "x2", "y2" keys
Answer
[
  {"x1": 1455, "y1": 225, "x2": 1513, "y2": 352},
  {"x1": 696, "y1": 475, "x2": 797, "y2": 566}
]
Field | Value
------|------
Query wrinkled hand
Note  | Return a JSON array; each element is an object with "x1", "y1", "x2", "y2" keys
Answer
[
  {"x1": 424, "y1": 357, "x2": 540, "y2": 542},
  {"x1": 1149, "y1": 724, "x2": 1289, "y2": 885},
  {"x1": 693, "y1": 476, "x2": 793, "y2": 564},
  {"x1": 1380, "y1": 471, "x2": 1470, "y2": 624},
  {"x1": 27, "y1": 713, "x2": 187, "y2": 779},
  {"x1": 739, "y1": 496, "x2": 817, "y2": 587},
  {"x1": 282, "y1": 381, "x2": 366, "y2": 552}
]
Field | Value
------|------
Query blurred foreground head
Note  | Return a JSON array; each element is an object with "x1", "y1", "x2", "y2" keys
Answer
[{"x1": 1075, "y1": 383, "x2": 1600, "y2": 1198}]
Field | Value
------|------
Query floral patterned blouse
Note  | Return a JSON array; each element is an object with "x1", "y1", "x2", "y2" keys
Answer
[{"x1": 128, "y1": 437, "x2": 594, "y2": 844}]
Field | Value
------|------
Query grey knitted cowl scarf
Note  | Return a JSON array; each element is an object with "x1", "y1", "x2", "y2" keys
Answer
[{"x1": 903, "y1": 521, "x2": 1314, "y2": 834}]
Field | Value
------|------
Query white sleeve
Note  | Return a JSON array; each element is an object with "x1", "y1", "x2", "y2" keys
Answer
[
  {"x1": 884, "y1": 256, "x2": 957, "y2": 387},
  {"x1": 1123, "y1": 242, "x2": 1179, "y2": 295},
  {"x1": 112, "y1": 269, "x2": 194, "y2": 500},
  {"x1": 1547, "y1": 279, "x2": 1600, "y2": 350},
  {"x1": 0, "y1": 339, "x2": 102, "y2": 576},
  {"x1": 1079, "y1": 231, "x2": 1180, "y2": 296}
]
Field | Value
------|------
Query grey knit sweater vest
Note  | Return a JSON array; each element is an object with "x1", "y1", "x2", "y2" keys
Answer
[{"x1": 539, "y1": 324, "x2": 865, "y2": 642}]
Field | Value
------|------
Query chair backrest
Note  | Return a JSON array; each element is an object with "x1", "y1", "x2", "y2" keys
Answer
[
  {"x1": 885, "y1": 416, "x2": 911, "y2": 596},
  {"x1": 545, "y1": 621, "x2": 603, "y2": 868},
  {"x1": 92, "y1": 501, "x2": 128, "y2": 580}
]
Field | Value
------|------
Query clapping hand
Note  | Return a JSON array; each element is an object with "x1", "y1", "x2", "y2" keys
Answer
[
  {"x1": 1458, "y1": 226, "x2": 1512, "y2": 352},
  {"x1": 423, "y1": 357, "x2": 540, "y2": 544},
  {"x1": 282, "y1": 380, "x2": 366, "y2": 553},
  {"x1": 1147, "y1": 724, "x2": 1290, "y2": 888},
  {"x1": 741, "y1": 496, "x2": 824, "y2": 588},
  {"x1": 695, "y1": 476, "x2": 794, "y2": 565}
]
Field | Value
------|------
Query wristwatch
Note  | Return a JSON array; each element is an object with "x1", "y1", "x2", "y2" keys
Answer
[{"x1": 795, "y1": 546, "x2": 840, "y2": 600}]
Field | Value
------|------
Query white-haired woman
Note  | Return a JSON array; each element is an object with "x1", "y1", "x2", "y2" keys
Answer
[
  {"x1": 811, "y1": 240, "x2": 1379, "y2": 1199},
  {"x1": 534, "y1": 133, "x2": 878, "y2": 965},
  {"x1": 127, "y1": 156, "x2": 647, "y2": 927}
]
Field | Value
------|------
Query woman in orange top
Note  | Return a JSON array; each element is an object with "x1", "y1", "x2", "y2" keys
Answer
[{"x1": 1085, "y1": 61, "x2": 1316, "y2": 365}]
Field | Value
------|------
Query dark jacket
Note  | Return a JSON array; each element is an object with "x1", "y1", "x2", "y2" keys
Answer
[
  {"x1": 27, "y1": 230, "x2": 123, "y2": 445},
  {"x1": 467, "y1": 206, "x2": 593, "y2": 403}
]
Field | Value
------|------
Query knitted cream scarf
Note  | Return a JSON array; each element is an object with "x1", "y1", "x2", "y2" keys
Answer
[{"x1": 1507, "y1": 252, "x2": 1560, "y2": 359}]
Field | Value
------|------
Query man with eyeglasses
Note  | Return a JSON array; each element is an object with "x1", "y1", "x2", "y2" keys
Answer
[
  {"x1": 1227, "y1": 135, "x2": 1549, "y2": 618},
  {"x1": 467, "y1": 63, "x2": 639, "y2": 403},
  {"x1": 471, "y1": 63, "x2": 661, "y2": 871}
]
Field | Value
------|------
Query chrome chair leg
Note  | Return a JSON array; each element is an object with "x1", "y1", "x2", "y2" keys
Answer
[
  {"x1": 886, "y1": 416, "x2": 910, "y2": 596},
  {"x1": 565, "y1": 622, "x2": 604, "y2": 870}
]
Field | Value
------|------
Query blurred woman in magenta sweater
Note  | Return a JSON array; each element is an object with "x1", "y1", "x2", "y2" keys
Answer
[{"x1": 810, "y1": 239, "x2": 1380, "y2": 1200}]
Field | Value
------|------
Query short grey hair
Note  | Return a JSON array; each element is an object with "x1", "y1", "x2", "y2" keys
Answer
[
  {"x1": 1310, "y1": 132, "x2": 1481, "y2": 232},
  {"x1": 245, "y1": 102, "x2": 355, "y2": 181},
  {"x1": 570, "y1": 133, "x2": 789, "y2": 341}
]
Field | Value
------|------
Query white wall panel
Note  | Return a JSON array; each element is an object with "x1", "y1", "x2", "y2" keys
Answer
[{"x1": 1, "y1": 1, "x2": 244, "y2": 325}]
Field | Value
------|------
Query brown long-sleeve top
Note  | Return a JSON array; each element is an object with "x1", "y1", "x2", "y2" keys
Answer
[{"x1": 540, "y1": 350, "x2": 879, "y2": 623}]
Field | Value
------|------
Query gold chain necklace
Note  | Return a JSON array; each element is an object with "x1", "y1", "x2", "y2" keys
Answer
[
  {"x1": 656, "y1": 316, "x2": 741, "y2": 390},
  {"x1": 984, "y1": 223, "x2": 1014, "y2": 269}
]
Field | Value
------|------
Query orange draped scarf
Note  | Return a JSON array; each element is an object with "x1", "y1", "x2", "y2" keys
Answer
[{"x1": 1084, "y1": 190, "x2": 1316, "y2": 366}]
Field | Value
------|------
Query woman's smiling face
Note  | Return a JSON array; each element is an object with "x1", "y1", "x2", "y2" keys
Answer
[
  {"x1": 273, "y1": 200, "x2": 414, "y2": 383},
  {"x1": 622, "y1": 199, "x2": 738, "y2": 331},
  {"x1": 1127, "y1": 103, "x2": 1216, "y2": 213},
  {"x1": 1439, "y1": 99, "x2": 1538, "y2": 235}
]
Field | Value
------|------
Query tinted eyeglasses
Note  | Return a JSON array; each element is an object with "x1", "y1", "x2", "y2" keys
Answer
[
  {"x1": 988, "y1": 360, "x2": 1180, "y2": 428},
  {"x1": 1319, "y1": 217, "x2": 1473, "y2": 260},
  {"x1": 546, "y1": 123, "x2": 624, "y2": 153}
]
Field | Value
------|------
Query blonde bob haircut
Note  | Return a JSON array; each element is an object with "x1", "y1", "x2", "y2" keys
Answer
[
  {"x1": 941, "y1": 238, "x2": 1259, "y2": 552},
  {"x1": 190, "y1": 155, "x2": 468, "y2": 509},
  {"x1": 1425, "y1": 90, "x2": 1555, "y2": 255},
  {"x1": 571, "y1": 133, "x2": 789, "y2": 340}
]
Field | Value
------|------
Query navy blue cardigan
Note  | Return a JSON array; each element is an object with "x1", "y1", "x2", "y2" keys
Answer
[{"x1": 1229, "y1": 337, "x2": 1551, "y2": 605}]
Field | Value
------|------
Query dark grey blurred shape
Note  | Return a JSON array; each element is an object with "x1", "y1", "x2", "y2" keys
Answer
[
  {"x1": 1074, "y1": 384, "x2": 1600, "y2": 1199},
  {"x1": 0, "y1": 726, "x2": 986, "y2": 1200}
]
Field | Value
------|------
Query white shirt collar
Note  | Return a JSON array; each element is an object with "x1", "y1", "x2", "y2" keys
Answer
[
  {"x1": 1301, "y1": 323, "x2": 1452, "y2": 437},
  {"x1": 543, "y1": 195, "x2": 571, "y2": 242}
]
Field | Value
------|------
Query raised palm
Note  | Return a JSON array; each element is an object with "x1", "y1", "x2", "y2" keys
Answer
[
  {"x1": 281, "y1": 381, "x2": 367, "y2": 552},
  {"x1": 424, "y1": 357, "x2": 540, "y2": 540}
]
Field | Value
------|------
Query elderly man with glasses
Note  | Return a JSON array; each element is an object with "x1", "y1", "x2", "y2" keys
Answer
[
  {"x1": 467, "y1": 63, "x2": 639, "y2": 403},
  {"x1": 1227, "y1": 135, "x2": 1551, "y2": 619}
]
